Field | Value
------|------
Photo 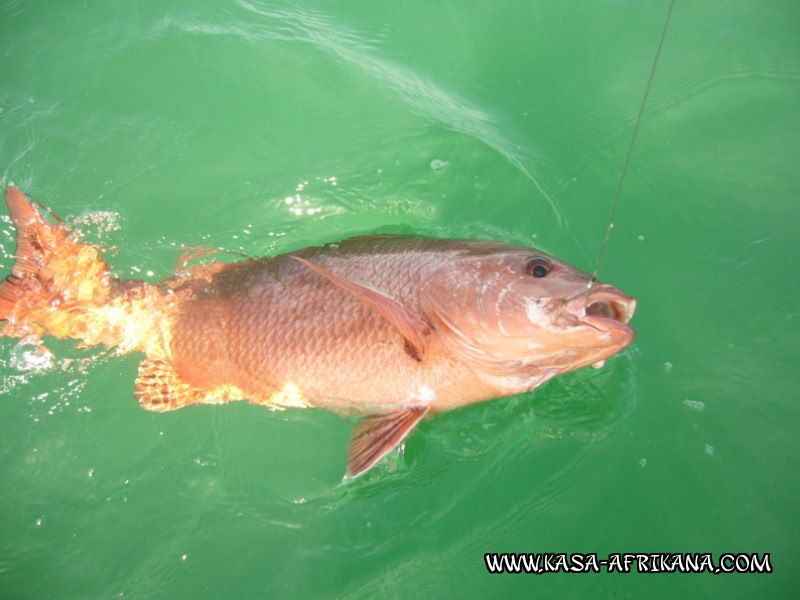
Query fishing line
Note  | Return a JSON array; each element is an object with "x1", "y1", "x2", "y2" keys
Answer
[{"x1": 589, "y1": 0, "x2": 675, "y2": 288}]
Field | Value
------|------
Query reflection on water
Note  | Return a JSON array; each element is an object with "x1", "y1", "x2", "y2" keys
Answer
[{"x1": 164, "y1": 0, "x2": 565, "y2": 226}]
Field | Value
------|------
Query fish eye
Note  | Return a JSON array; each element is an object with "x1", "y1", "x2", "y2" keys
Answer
[{"x1": 525, "y1": 257, "x2": 552, "y2": 278}]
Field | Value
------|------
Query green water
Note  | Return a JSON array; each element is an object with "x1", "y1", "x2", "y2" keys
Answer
[{"x1": 2, "y1": 0, "x2": 799, "y2": 597}]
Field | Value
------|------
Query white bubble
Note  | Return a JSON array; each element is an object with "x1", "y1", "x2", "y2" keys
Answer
[
  {"x1": 430, "y1": 159, "x2": 449, "y2": 172},
  {"x1": 683, "y1": 399, "x2": 705, "y2": 411},
  {"x1": 704, "y1": 444, "x2": 715, "y2": 456},
  {"x1": 664, "y1": 362, "x2": 673, "y2": 372},
  {"x1": 639, "y1": 458, "x2": 648, "y2": 467}
]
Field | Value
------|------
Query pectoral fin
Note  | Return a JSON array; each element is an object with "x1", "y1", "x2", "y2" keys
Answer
[
  {"x1": 291, "y1": 255, "x2": 430, "y2": 359},
  {"x1": 346, "y1": 406, "x2": 428, "y2": 478}
]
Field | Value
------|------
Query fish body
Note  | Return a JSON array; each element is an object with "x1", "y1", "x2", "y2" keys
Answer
[
  {"x1": 170, "y1": 238, "x2": 498, "y2": 415},
  {"x1": 0, "y1": 186, "x2": 636, "y2": 476}
]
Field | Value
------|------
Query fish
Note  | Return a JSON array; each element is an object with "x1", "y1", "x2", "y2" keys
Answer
[{"x1": 0, "y1": 185, "x2": 636, "y2": 478}]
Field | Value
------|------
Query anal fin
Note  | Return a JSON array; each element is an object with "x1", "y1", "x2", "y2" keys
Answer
[
  {"x1": 134, "y1": 358, "x2": 206, "y2": 412},
  {"x1": 347, "y1": 406, "x2": 428, "y2": 478}
]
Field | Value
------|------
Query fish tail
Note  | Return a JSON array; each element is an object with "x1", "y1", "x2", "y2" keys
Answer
[
  {"x1": 0, "y1": 185, "x2": 53, "y2": 322},
  {"x1": 1, "y1": 185, "x2": 112, "y2": 339}
]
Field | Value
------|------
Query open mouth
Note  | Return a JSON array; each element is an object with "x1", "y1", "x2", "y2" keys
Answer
[
  {"x1": 567, "y1": 285, "x2": 637, "y2": 333},
  {"x1": 585, "y1": 298, "x2": 634, "y2": 324},
  {"x1": 558, "y1": 284, "x2": 637, "y2": 334},
  {"x1": 574, "y1": 287, "x2": 637, "y2": 369}
]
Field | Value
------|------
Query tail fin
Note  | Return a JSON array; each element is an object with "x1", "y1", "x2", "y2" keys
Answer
[
  {"x1": 1, "y1": 185, "x2": 111, "y2": 337},
  {"x1": 0, "y1": 186, "x2": 59, "y2": 321}
]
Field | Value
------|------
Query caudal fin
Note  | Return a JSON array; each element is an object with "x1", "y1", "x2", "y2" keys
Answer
[
  {"x1": 0, "y1": 186, "x2": 60, "y2": 321},
  {"x1": 0, "y1": 185, "x2": 112, "y2": 337}
]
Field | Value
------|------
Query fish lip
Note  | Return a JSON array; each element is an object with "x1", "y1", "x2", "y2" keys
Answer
[{"x1": 582, "y1": 315, "x2": 636, "y2": 340}]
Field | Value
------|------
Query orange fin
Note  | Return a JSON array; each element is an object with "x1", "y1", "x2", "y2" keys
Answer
[
  {"x1": 0, "y1": 274, "x2": 23, "y2": 322},
  {"x1": 1, "y1": 185, "x2": 114, "y2": 342},
  {"x1": 346, "y1": 406, "x2": 428, "y2": 478},
  {"x1": 4, "y1": 185, "x2": 62, "y2": 278},
  {"x1": 134, "y1": 358, "x2": 206, "y2": 412},
  {"x1": 291, "y1": 255, "x2": 430, "y2": 359},
  {"x1": 1, "y1": 186, "x2": 54, "y2": 321}
]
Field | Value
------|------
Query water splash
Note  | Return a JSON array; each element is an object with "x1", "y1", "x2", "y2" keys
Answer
[{"x1": 9, "y1": 335, "x2": 55, "y2": 373}]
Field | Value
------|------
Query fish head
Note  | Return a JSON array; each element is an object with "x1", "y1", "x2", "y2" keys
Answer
[{"x1": 420, "y1": 243, "x2": 636, "y2": 390}]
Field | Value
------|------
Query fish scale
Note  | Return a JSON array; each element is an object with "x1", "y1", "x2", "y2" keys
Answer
[{"x1": 187, "y1": 256, "x2": 428, "y2": 411}]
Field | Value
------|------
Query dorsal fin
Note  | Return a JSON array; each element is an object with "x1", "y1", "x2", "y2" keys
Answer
[
  {"x1": 346, "y1": 406, "x2": 429, "y2": 478},
  {"x1": 291, "y1": 255, "x2": 430, "y2": 359}
]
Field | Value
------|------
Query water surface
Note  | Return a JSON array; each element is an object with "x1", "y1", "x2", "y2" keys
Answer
[{"x1": 1, "y1": 1, "x2": 798, "y2": 597}]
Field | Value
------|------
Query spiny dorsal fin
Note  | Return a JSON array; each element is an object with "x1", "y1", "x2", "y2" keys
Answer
[
  {"x1": 346, "y1": 406, "x2": 428, "y2": 478},
  {"x1": 291, "y1": 255, "x2": 430, "y2": 359},
  {"x1": 134, "y1": 358, "x2": 206, "y2": 412}
]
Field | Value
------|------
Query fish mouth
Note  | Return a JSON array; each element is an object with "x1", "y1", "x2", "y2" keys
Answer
[
  {"x1": 566, "y1": 285, "x2": 636, "y2": 335},
  {"x1": 585, "y1": 295, "x2": 635, "y2": 325}
]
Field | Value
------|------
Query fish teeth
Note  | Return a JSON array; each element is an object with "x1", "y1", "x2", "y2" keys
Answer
[{"x1": 591, "y1": 360, "x2": 606, "y2": 369}]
